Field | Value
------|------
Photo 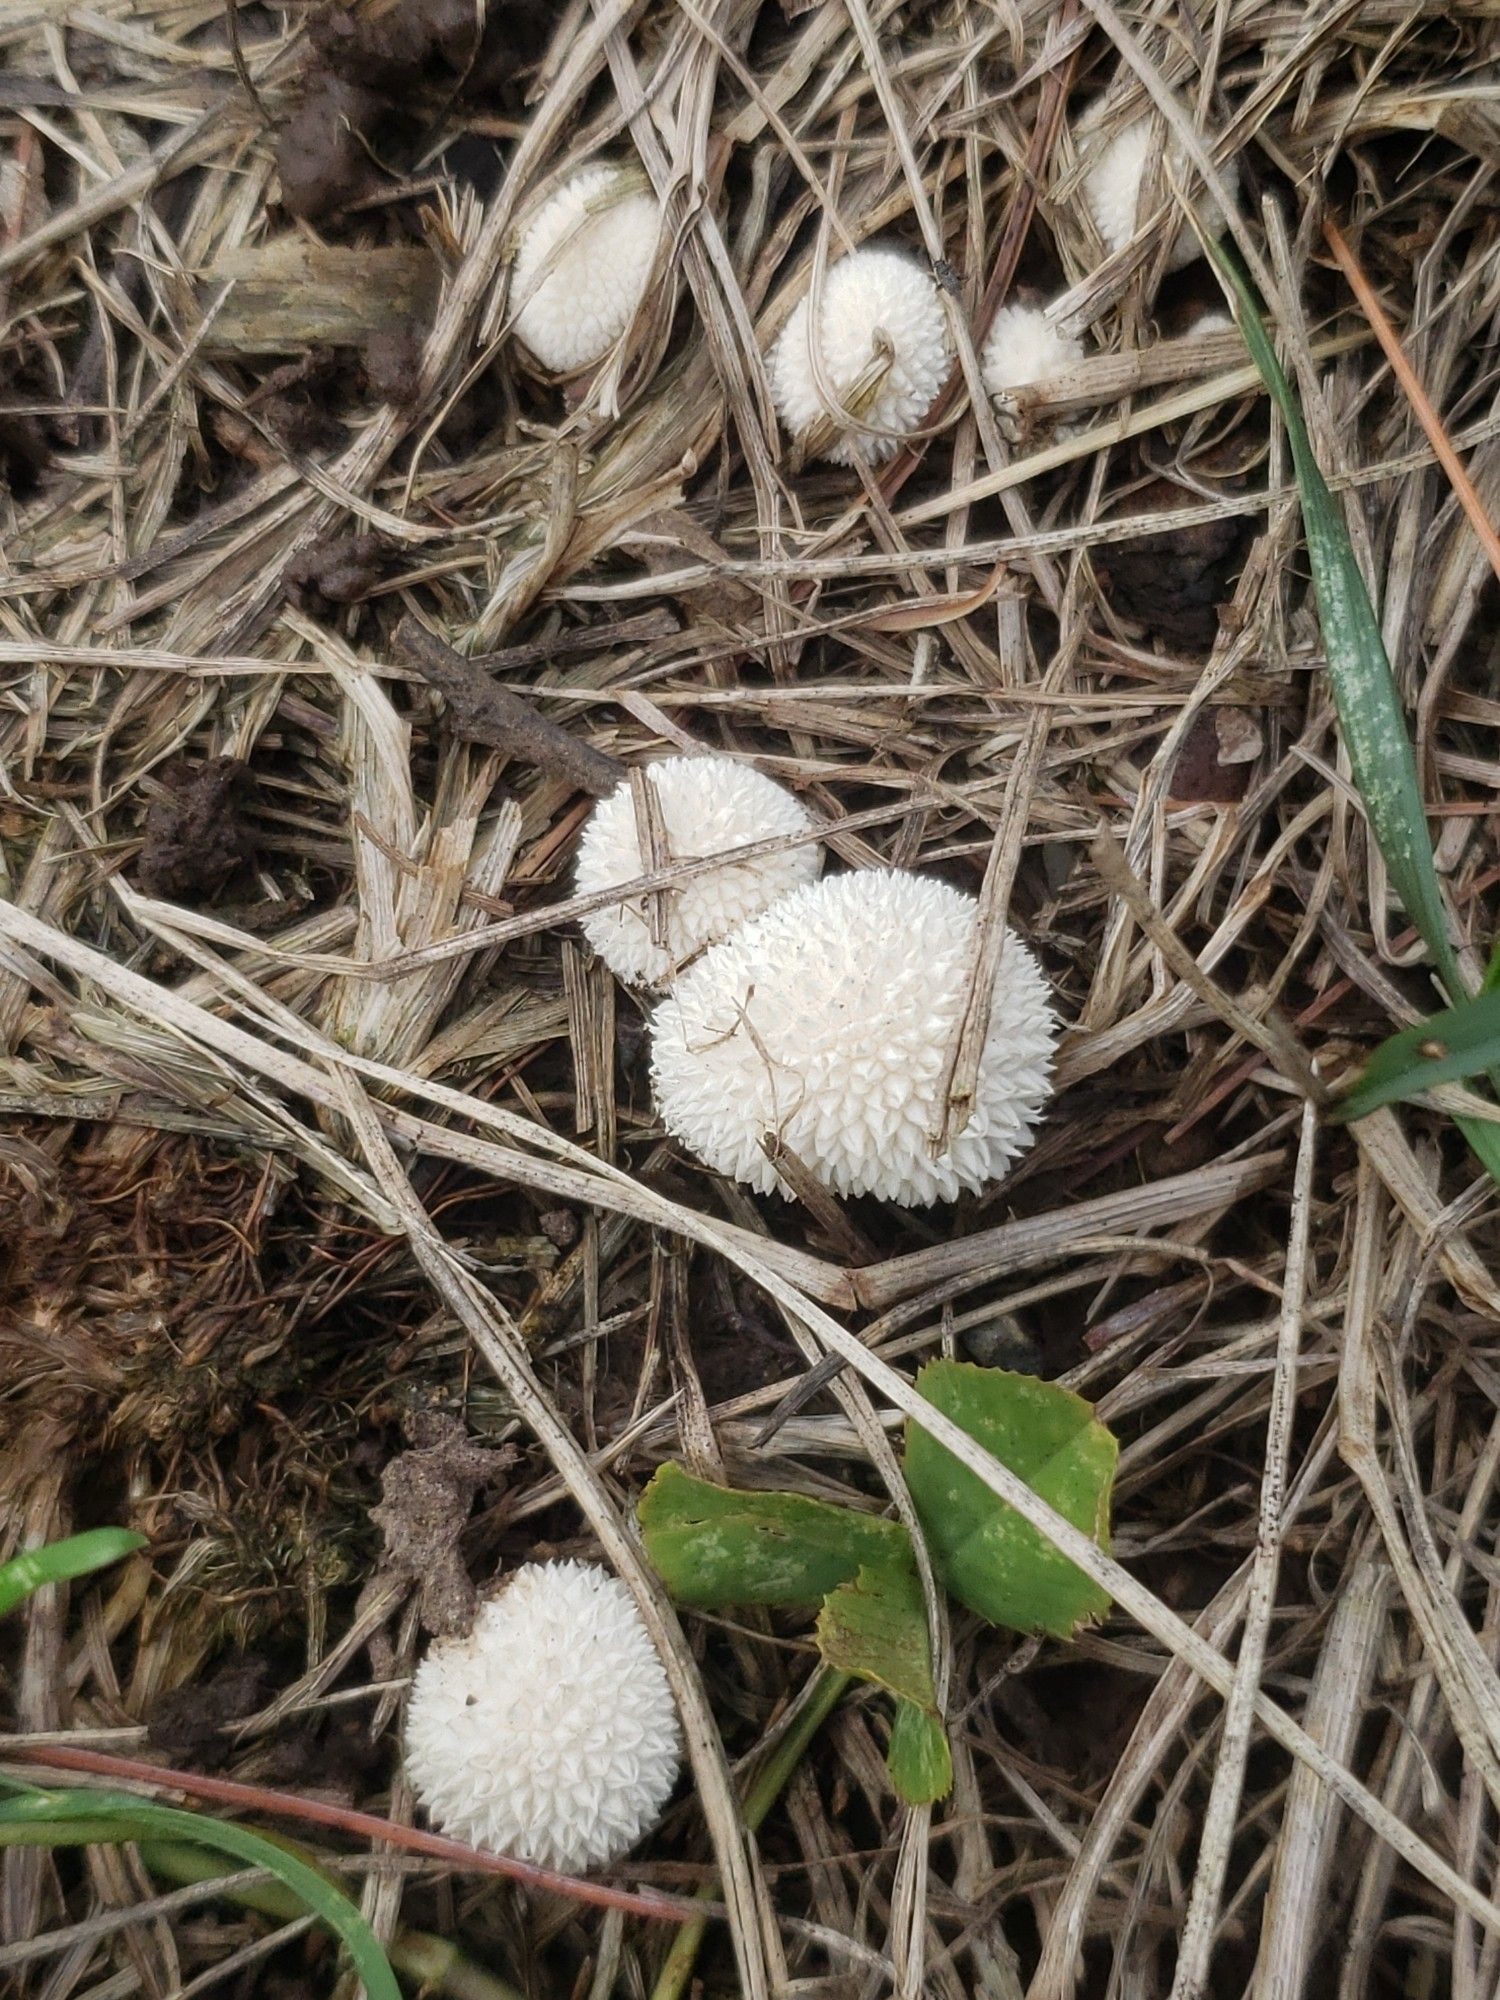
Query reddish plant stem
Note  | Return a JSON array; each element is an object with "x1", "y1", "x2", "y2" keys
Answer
[{"x1": 1, "y1": 1741, "x2": 715, "y2": 1924}]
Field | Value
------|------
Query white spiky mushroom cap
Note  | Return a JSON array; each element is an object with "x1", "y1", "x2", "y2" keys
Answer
[
  {"x1": 575, "y1": 756, "x2": 822, "y2": 988},
  {"x1": 404, "y1": 1560, "x2": 682, "y2": 1873},
  {"x1": 769, "y1": 245, "x2": 953, "y2": 465},
  {"x1": 650, "y1": 870, "x2": 1058, "y2": 1205},
  {"x1": 511, "y1": 163, "x2": 660, "y2": 374},
  {"x1": 981, "y1": 301, "x2": 1085, "y2": 403},
  {"x1": 1079, "y1": 116, "x2": 1240, "y2": 273}
]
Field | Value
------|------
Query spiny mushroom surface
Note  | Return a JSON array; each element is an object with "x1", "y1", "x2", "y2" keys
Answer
[
  {"x1": 1080, "y1": 116, "x2": 1240, "y2": 272},
  {"x1": 404, "y1": 1560, "x2": 682, "y2": 1872},
  {"x1": 510, "y1": 163, "x2": 659, "y2": 374},
  {"x1": 768, "y1": 244, "x2": 952, "y2": 464},
  {"x1": 981, "y1": 301, "x2": 1084, "y2": 403},
  {"x1": 575, "y1": 756, "x2": 821, "y2": 987},
  {"x1": 650, "y1": 870, "x2": 1058, "y2": 1205}
]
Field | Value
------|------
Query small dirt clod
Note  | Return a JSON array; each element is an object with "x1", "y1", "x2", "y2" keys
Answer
[
  {"x1": 287, "y1": 532, "x2": 389, "y2": 610},
  {"x1": 308, "y1": 0, "x2": 478, "y2": 89},
  {"x1": 145, "y1": 1657, "x2": 270, "y2": 1771},
  {"x1": 276, "y1": 76, "x2": 381, "y2": 221},
  {"x1": 1096, "y1": 477, "x2": 1251, "y2": 651},
  {"x1": 137, "y1": 759, "x2": 254, "y2": 903},
  {"x1": 370, "y1": 1412, "x2": 516, "y2": 1636},
  {"x1": 362, "y1": 322, "x2": 426, "y2": 406}
]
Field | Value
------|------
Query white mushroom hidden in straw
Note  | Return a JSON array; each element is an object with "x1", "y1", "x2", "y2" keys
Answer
[
  {"x1": 511, "y1": 163, "x2": 659, "y2": 373},
  {"x1": 404, "y1": 1560, "x2": 682, "y2": 1873},
  {"x1": 1080, "y1": 116, "x2": 1241, "y2": 273},
  {"x1": 981, "y1": 301, "x2": 1084, "y2": 406},
  {"x1": 575, "y1": 755, "x2": 822, "y2": 988},
  {"x1": 650, "y1": 870, "x2": 1058, "y2": 1205},
  {"x1": 769, "y1": 244, "x2": 953, "y2": 464}
]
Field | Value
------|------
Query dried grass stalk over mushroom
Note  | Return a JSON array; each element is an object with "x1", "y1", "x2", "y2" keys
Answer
[
  {"x1": 651, "y1": 870, "x2": 1059, "y2": 1205},
  {"x1": 573, "y1": 755, "x2": 822, "y2": 987},
  {"x1": 508, "y1": 162, "x2": 661, "y2": 376}
]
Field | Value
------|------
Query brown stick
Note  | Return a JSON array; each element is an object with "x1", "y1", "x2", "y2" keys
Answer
[{"x1": 396, "y1": 616, "x2": 624, "y2": 798}]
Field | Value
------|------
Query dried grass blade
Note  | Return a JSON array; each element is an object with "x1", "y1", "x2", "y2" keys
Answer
[{"x1": 1169, "y1": 1101, "x2": 1318, "y2": 1998}]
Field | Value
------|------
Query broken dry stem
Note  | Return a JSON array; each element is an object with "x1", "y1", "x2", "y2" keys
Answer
[{"x1": 395, "y1": 616, "x2": 623, "y2": 797}]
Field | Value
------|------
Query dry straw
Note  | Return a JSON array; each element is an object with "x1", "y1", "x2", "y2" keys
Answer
[{"x1": 3, "y1": 0, "x2": 1500, "y2": 1996}]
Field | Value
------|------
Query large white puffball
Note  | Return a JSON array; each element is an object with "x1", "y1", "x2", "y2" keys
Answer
[
  {"x1": 769, "y1": 245, "x2": 953, "y2": 465},
  {"x1": 650, "y1": 870, "x2": 1059, "y2": 1205},
  {"x1": 405, "y1": 1561, "x2": 682, "y2": 1873},
  {"x1": 511, "y1": 164, "x2": 659, "y2": 373}
]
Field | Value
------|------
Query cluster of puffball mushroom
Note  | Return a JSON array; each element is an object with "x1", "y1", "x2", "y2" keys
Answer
[
  {"x1": 400, "y1": 114, "x2": 1242, "y2": 1884},
  {"x1": 574, "y1": 756, "x2": 1059, "y2": 1206},
  {"x1": 507, "y1": 116, "x2": 1239, "y2": 455},
  {"x1": 402, "y1": 767, "x2": 1061, "y2": 1875}
]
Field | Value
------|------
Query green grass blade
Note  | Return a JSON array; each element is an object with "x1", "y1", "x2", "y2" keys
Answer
[
  {"x1": 1205, "y1": 244, "x2": 1462, "y2": 999},
  {"x1": 0, "y1": 1786, "x2": 400, "y2": 2000},
  {"x1": 1338, "y1": 988, "x2": 1500, "y2": 1121},
  {"x1": 0, "y1": 1530, "x2": 147, "y2": 1620},
  {"x1": 1208, "y1": 245, "x2": 1500, "y2": 1185}
]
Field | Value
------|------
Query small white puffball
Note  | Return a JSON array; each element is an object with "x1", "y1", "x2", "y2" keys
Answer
[
  {"x1": 769, "y1": 245, "x2": 953, "y2": 465},
  {"x1": 1080, "y1": 117, "x2": 1240, "y2": 273},
  {"x1": 981, "y1": 301, "x2": 1085, "y2": 402},
  {"x1": 575, "y1": 757, "x2": 822, "y2": 987},
  {"x1": 1189, "y1": 308, "x2": 1236, "y2": 336},
  {"x1": 511, "y1": 164, "x2": 659, "y2": 374},
  {"x1": 650, "y1": 870, "x2": 1058, "y2": 1205},
  {"x1": 404, "y1": 1560, "x2": 682, "y2": 1873}
]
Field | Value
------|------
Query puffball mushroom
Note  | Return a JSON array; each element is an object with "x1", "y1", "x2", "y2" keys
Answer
[
  {"x1": 650, "y1": 870, "x2": 1058, "y2": 1205},
  {"x1": 404, "y1": 1560, "x2": 682, "y2": 1873},
  {"x1": 1080, "y1": 116, "x2": 1240, "y2": 273},
  {"x1": 511, "y1": 163, "x2": 659, "y2": 374},
  {"x1": 981, "y1": 301, "x2": 1084, "y2": 404},
  {"x1": 769, "y1": 244, "x2": 953, "y2": 464},
  {"x1": 575, "y1": 756, "x2": 822, "y2": 987}
]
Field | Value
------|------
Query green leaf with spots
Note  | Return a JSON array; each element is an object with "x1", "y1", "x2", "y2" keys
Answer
[
  {"x1": 641, "y1": 1467, "x2": 950, "y2": 1804},
  {"x1": 815, "y1": 1562, "x2": 934, "y2": 1709},
  {"x1": 905, "y1": 1362, "x2": 1116, "y2": 1639},
  {"x1": 639, "y1": 1462, "x2": 911, "y2": 1609}
]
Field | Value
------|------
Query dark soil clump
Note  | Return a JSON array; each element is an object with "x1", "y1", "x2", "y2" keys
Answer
[{"x1": 137, "y1": 759, "x2": 255, "y2": 902}]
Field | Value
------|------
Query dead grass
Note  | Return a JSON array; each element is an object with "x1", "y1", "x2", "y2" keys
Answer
[{"x1": 3, "y1": 0, "x2": 1500, "y2": 1995}]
